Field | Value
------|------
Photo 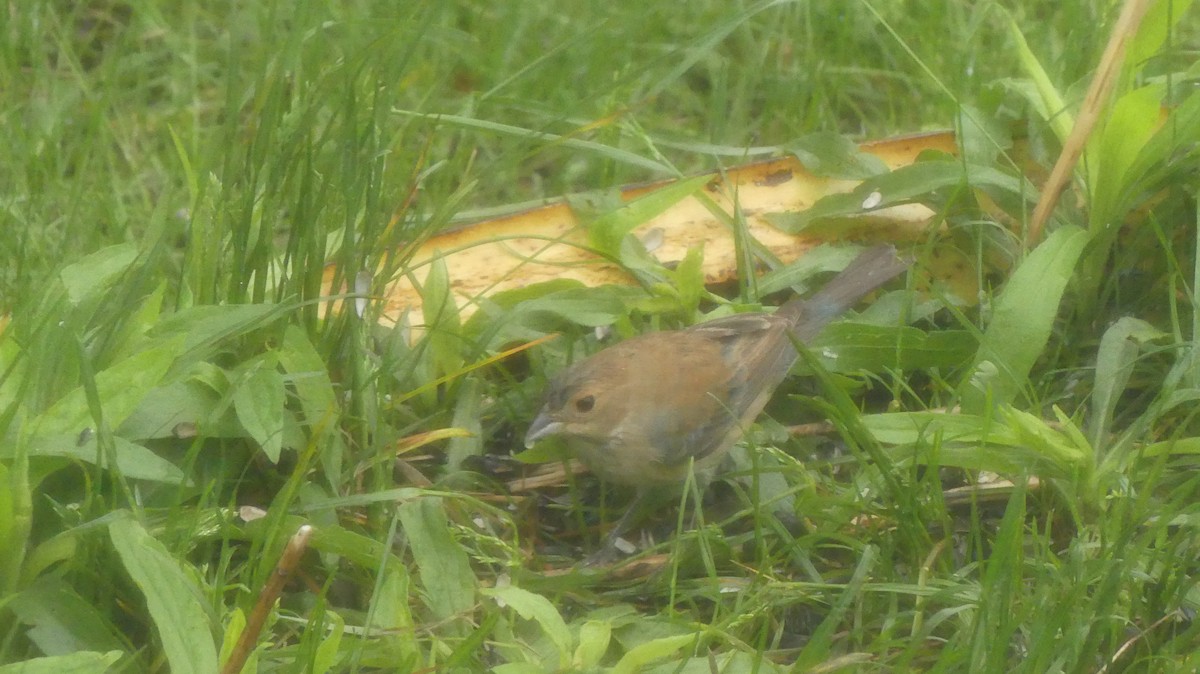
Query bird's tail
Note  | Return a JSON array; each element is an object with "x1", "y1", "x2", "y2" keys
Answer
[{"x1": 776, "y1": 245, "x2": 910, "y2": 341}]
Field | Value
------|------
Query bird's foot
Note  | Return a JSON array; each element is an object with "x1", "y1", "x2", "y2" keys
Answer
[{"x1": 580, "y1": 535, "x2": 638, "y2": 567}]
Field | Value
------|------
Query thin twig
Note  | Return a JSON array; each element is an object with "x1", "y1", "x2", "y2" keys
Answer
[
  {"x1": 220, "y1": 525, "x2": 314, "y2": 674},
  {"x1": 1026, "y1": 0, "x2": 1154, "y2": 245}
]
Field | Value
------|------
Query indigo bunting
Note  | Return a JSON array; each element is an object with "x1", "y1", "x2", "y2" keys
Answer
[{"x1": 524, "y1": 245, "x2": 910, "y2": 563}]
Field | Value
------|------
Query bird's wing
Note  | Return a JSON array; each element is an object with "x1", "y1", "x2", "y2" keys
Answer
[{"x1": 652, "y1": 316, "x2": 796, "y2": 466}]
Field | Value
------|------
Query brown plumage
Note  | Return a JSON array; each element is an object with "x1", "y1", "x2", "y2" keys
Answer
[{"x1": 524, "y1": 245, "x2": 910, "y2": 562}]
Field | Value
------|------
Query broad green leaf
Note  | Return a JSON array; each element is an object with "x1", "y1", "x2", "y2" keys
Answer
[
  {"x1": 662, "y1": 244, "x2": 706, "y2": 318},
  {"x1": 117, "y1": 376, "x2": 239, "y2": 441},
  {"x1": 1154, "y1": 388, "x2": 1200, "y2": 418},
  {"x1": 1090, "y1": 317, "x2": 1166, "y2": 448},
  {"x1": 1087, "y1": 87, "x2": 1200, "y2": 286},
  {"x1": 510, "y1": 296, "x2": 628, "y2": 328},
  {"x1": 645, "y1": 652, "x2": 786, "y2": 673},
  {"x1": 611, "y1": 633, "x2": 696, "y2": 674},
  {"x1": 893, "y1": 440, "x2": 1072, "y2": 477},
  {"x1": 565, "y1": 188, "x2": 626, "y2": 225},
  {"x1": 59, "y1": 243, "x2": 138, "y2": 306},
  {"x1": 0, "y1": 651, "x2": 123, "y2": 674},
  {"x1": 758, "y1": 245, "x2": 864, "y2": 296},
  {"x1": 861, "y1": 411, "x2": 1020, "y2": 446},
  {"x1": 397, "y1": 497, "x2": 475, "y2": 628},
  {"x1": 0, "y1": 332, "x2": 23, "y2": 413},
  {"x1": 573, "y1": 620, "x2": 612, "y2": 669},
  {"x1": 959, "y1": 225, "x2": 1090, "y2": 412},
  {"x1": 1126, "y1": 0, "x2": 1195, "y2": 73},
  {"x1": 7, "y1": 577, "x2": 124, "y2": 656},
  {"x1": 483, "y1": 585, "x2": 573, "y2": 669},
  {"x1": 466, "y1": 283, "x2": 638, "y2": 349},
  {"x1": 0, "y1": 461, "x2": 21, "y2": 589},
  {"x1": 22, "y1": 434, "x2": 184, "y2": 484},
  {"x1": 232, "y1": 357, "x2": 285, "y2": 462},
  {"x1": 371, "y1": 564, "x2": 415, "y2": 632},
  {"x1": 491, "y1": 664, "x2": 546, "y2": 674},
  {"x1": 1123, "y1": 89, "x2": 1200, "y2": 197},
  {"x1": 242, "y1": 513, "x2": 392, "y2": 571},
  {"x1": 112, "y1": 281, "x2": 168, "y2": 361},
  {"x1": 1001, "y1": 405, "x2": 1091, "y2": 476},
  {"x1": 31, "y1": 337, "x2": 182, "y2": 437},
  {"x1": 422, "y1": 254, "x2": 465, "y2": 378},
  {"x1": 23, "y1": 531, "x2": 77, "y2": 586},
  {"x1": 471, "y1": 282, "x2": 634, "y2": 329},
  {"x1": 863, "y1": 408, "x2": 1091, "y2": 478},
  {"x1": 785, "y1": 131, "x2": 889, "y2": 179},
  {"x1": 218, "y1": 608, "x2": 246, "y2": 673},
  {"x1": 1006, "y1": 12, "x2": 1071, "y2": 142},
  {"x1": 957, "y1": 104, "x2": 1011, "y2": 167},
  {"x1": 278, "y1": 324, "x2": 342, "y2": 478},
  {"x1": 278, "y1": 324, "x2": 338, "y2": 431},
  {"x1": 1053, "y1": 406, "x2": 1094, "y2": 466},
  {"x1": 149, "y1": 303, "x2": 290, "y2": 356},
  {"x1": 813, "y1": 325, "x2": 976, "y2": 373},
  {"x1": 312, "y1": 610, "x2": 345, "y2": 674},
  {"x1": 109, "y1": 516, "x2": 218, "y2": 674},
  {"x1": 1088, "y1": 84, "x2": 1164, "y2": 228},
  {"x1": 445, "y1": 378, "x2": 482, "y2": 472},
  {"x1": 995, "y1": 77, "x2": 1067, "y2": 140},
  {"x1": 586, "y1": 174, "x2": 711, "y2": 257},
  {"x1": 1142, "y1": 436, "x2": 1200, "y2": 457},
  {"x1": 509, "y1": 439, "x2": 571, "y2": 465},
  {"x1": 369, "y1": 565, "x2": 419, "y2": 667},
  {"x1": 770, "y1": 160, "x2": 1028, "y2": 234}
]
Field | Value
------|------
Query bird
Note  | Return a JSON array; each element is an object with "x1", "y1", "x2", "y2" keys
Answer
[{"x1": 524, "y1": 245, "x2": 910, "y2": 564}]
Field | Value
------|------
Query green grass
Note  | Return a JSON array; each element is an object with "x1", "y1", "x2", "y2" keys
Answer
[{"x1": 3, "y1": 0, "x2": 1200, "y2": 672}]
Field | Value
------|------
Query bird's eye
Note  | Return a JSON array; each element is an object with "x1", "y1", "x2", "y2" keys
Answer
[{"x1": 574, "y1": 395, "x2": 595, "y2": 413}]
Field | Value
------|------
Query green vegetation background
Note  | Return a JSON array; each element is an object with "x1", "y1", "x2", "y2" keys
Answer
[{"x1": 3, "y1": 1, "x2": 1200, "y2": 672}]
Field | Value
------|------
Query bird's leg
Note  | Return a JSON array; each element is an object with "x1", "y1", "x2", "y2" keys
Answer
[
  {"x1": 581, "y1": 466, "x2": 719, "y2": 566},
  {"x1": 581, "y1": 487, "x2": 654, "y2": 566}
]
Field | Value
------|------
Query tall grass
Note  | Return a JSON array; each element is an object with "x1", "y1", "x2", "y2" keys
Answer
[{"x1": 2, "y1": 0, "x2": 1199, "y2": 672}]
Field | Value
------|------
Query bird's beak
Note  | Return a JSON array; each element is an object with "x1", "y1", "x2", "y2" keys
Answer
[{"x1": 524, "y1": 411, "x2": 565, "y2": 448}]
